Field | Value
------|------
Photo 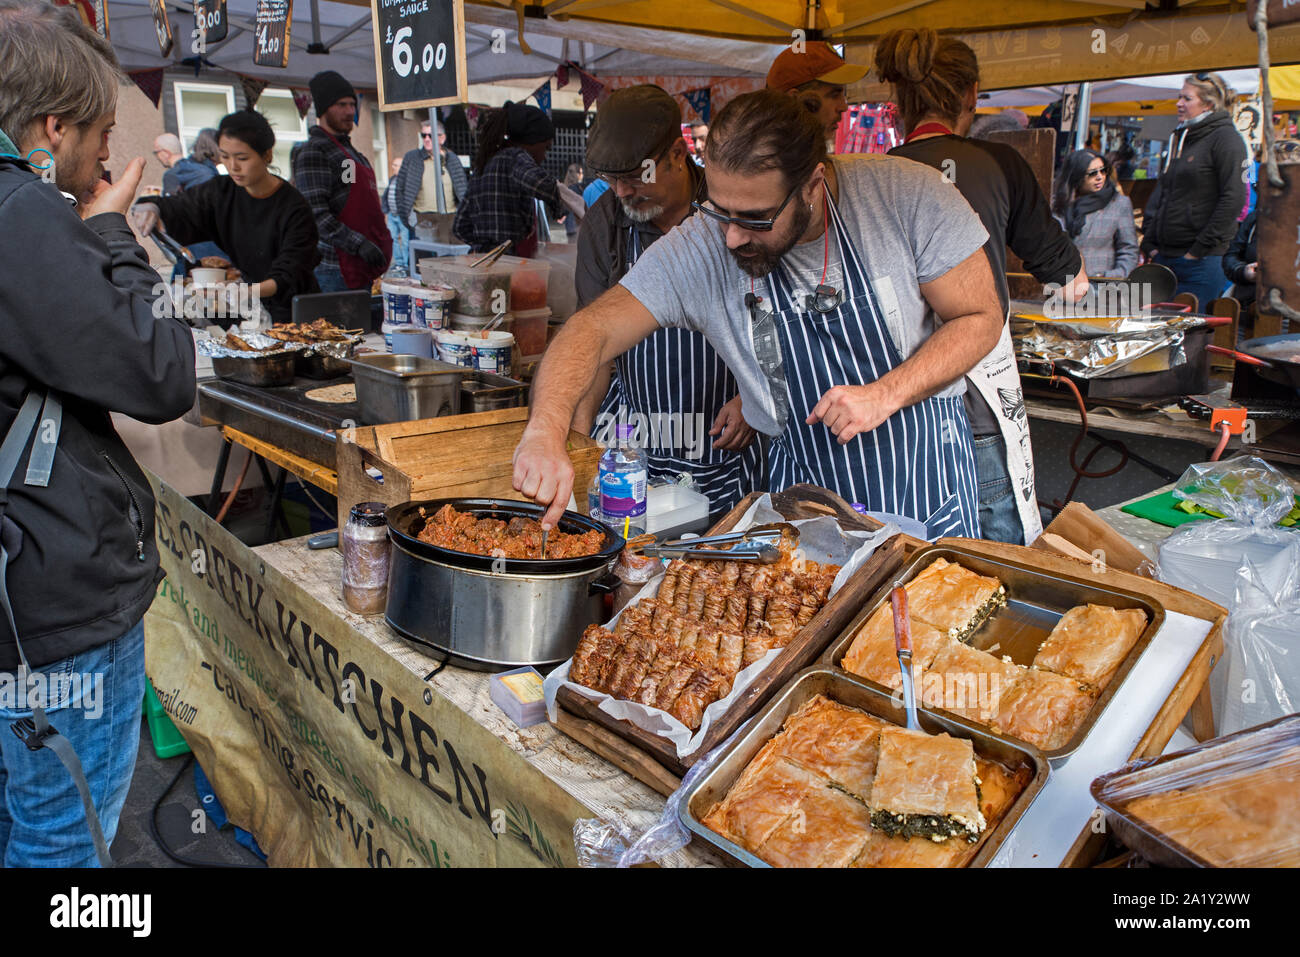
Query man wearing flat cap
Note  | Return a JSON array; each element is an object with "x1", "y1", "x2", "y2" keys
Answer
[
  {"x1": 766, "y1": 42, "x2": 868, "y2": 141},
  {"x1": 291, "y1": 70, "x2": 391, "y2": 291},
  {"x1": 575, "y1": 85, "x2": 760, "y2": 521}
]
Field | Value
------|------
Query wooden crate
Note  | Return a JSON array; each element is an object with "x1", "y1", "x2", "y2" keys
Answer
[
  {"x1": 334, "y1": 407, "x2": 602, "y2": 530},
  {"x1": 552, "y1": 484, "x2": 926, "y2": 780}
]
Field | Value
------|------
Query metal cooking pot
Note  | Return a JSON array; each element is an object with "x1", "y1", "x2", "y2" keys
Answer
[{"x1": 384, "y1": 498, "x2": 622, "y2": 671}]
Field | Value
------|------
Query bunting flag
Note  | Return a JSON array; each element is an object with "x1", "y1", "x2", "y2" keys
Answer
[
  {"x1": 683, "y1": 87, "x2": 711, "y2": 125},
  {"x1": 555, "y1": 62, "x2": 570, "y2": 89},
  {"x1": 179, "y1": 55, "x2": 217, "y2": 77},
  {"x1": 291, "y1": 88, "x2": 313, "y2": 119},
  {"x1": 127, "y1": 68, "x2": 165, "y2": 108},
  {"x1": 240, "y1": 75, "x2": 269, "y2": 109},
  {"x1": 577, "y1": 69, "x2": 604, "y2": 111},
  {"x1": 532, "y1": 80, "x2": 551, "y2": 117}
]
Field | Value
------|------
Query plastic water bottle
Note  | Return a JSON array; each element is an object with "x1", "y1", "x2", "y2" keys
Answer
[
  {"x1": 599, "y1": 424, "x2": 647, "y2": 538},
  {"x1": 587, "y1": 471, "x2": 603, "y2": 522}
]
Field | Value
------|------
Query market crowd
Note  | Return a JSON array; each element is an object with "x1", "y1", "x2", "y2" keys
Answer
[{"x1": 0, "y1": 0, "x2": 1265, "y2": 869}]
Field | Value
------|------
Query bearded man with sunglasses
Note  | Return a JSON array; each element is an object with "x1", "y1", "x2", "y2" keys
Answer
[
  {"x1": 516, "y1": 90, "x2": 1002, "y2": 538},
  {"x1": 573, "y1": 86, "x2": 760, "y2": 521}
]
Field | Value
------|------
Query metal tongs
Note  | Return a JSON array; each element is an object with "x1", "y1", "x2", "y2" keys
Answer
[
  {"x1": 468, "y1": 240, "x2": 511, "y2": 269},
  {"x1": 891, "y1": 583, "x2": 922, "y2": 731},
  {"x1": 632, "y1": 523, "x2": 796, "y2": 564}
]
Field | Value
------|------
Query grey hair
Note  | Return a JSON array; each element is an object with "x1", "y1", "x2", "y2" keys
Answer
[
  {"x1": 0, "y1": 0, "x2": 120, "y2": 148},
  {"x1": 192, "y1": 128, "x2": 221, "y2": 163}
]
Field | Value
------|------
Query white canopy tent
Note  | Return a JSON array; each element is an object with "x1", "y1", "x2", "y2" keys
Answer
[
  {"x1": 104, "y1": 0, "x2": 784, "y2": 87},
  {"x1": 980, "y1": 69, "x2": 1266, "y2": 111}
]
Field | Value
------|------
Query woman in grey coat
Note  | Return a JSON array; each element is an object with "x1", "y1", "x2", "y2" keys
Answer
[{"x1": 1053, "y1": 149, "x2": 1139, "y2": 278}]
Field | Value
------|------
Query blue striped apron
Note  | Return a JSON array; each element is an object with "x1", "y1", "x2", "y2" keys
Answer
[
  {"x1": 761, "y1": 196, "x2": 981, "y2": 539},
  {"x1": 595, "y1": 226, "x2": 763, "y2": 519}
]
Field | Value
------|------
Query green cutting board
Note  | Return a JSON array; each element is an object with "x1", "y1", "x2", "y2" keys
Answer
[
  {"x1": 1120, "y1": 491, "x2": 1214, "y2": 528},
  {"x1": 1122, "y1": 490, "x2": 1300, "y2": 529}
]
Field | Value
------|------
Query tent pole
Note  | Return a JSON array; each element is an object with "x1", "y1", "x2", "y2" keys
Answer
[
  {"x1": 1074, "y1": 81, "x2": 1092, "y2": 150},
  {"x1": 430, "y1": 108, "x2": 447, "y2": 214},
  {"x1": 310, "y1": 0, "x2": 322, "y2": 46}
]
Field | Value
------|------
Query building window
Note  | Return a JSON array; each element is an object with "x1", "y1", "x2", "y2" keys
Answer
[
  {"x1": 174, "y1": 81, "x2": 235, "y2": 153},
  {"x1": 257, "y1": 89, "x2": 309, "y2": 179}
]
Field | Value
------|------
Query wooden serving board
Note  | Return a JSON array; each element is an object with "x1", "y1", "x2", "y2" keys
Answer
[{"x1": 551, "y1": 484, "x2": 925, "y2": 784}]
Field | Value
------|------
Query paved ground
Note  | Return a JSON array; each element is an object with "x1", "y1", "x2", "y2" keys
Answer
[{"x1": 109, "y1": 421, "x2": 1202, "y2": 867}]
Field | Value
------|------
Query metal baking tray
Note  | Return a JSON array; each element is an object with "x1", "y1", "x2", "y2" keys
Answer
[
  {"x1": 211, "y1": 350, "x2": 298, "y2": 387},
  {"x1": 1090, "y1": 714, "x2": 1300, "y2": 868},
  {"x1": 822, "y1": 543, "x2": 1165, "y2": 762},
  {"x1": 349, "y1": 354, "x2": 464, "y2": 423},
  {"x1": 680, "y1": 668, "x2": 1048, "y2": 868},
  {"x1": 461, "y1": 370, "x2": 527, "y2": 412}
]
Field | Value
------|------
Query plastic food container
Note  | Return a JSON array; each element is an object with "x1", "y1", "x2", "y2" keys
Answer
[
  {"x1": 471, "y1": 331, "x2": 514, "y2": 376},
  {"x1": 419, "y1": 255, "x2": 513, "y2": 316},
  {"x1": 449, "y1": 310, "x2": 513, "y2": 335},
  {"x1": 391, "y1": 326, "x2": 434, "y2": 358},
  {"x1": 489, "y1": 667, "x2": 547, "y2": 727},
  {"x1": 645, "y1": 483, "x2": 711, "y2": 538},
  {"x1": 499, "y1": 255, "x2": 552, "y2": 313},
  {"x1": 435, "y1": 329, "x2": 474, "y2": 367},
  {"x1": 412, "y1": 283, "x2": 456, "y2": 330},
  {"x1": 190, "y1": 267, "x2": 226, "y2": 286},
  {"x1": 511, "y1": 306, "x2": 551, "y2": 357},
  {"x1": 381, "y1": 279, "x2": 417, "y2": 328}
]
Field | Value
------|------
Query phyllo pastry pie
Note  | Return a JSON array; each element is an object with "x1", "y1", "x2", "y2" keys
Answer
[
  {"x1": 904, "y1": 557, "x2": 1006, "y2": 643},
  {"x1": 766, "y1": 696, "x2": 886, "y2": 801},
  {"x1": 757, "y1": 782, "x2": 875, "y2": 868},
  {"x1": 840, "y1": 606, "x2": 952, "y2": 691},
  {"x1": 1123, "y1": 790, "x2": 1283, "y2": 867},
  {"x1": 868, "y1": 727, "x2": 986, "y2": 843},
  {"x1": 1032, "y1": 603, "x2": 1149, "y2": 689},
  {"x1": 989, "y1": 667, "x2": 1096, "y2": 751},
  {"x1": 924, "y1": 641, "x2": 1023, "y2": 723},
  {"x1": 701, "y1": 752, "x2": 824, "y2": 851}
]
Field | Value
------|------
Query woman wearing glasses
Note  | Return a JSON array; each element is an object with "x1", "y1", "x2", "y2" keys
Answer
[
  {"x1": 1140, "y1": 72, "x2": 1247, "y2": 310},
  {"x1": 878, "y1": 27, "x2": 1085, "y2": 546},
  {"x1": 1053, "y1": 149, "x2": 1139, "y2": 279}
]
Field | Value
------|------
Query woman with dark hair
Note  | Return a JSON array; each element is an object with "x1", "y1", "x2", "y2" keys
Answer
[
  {"x1": 1053, "y1": 149, "x2": 1138, "y2": 279},
  {"x1": 1140, "y1": 72, "x2": 1247, "y2": 309},
  {"x1": 453, "y1": 101, "x2": 574, "y2": 256},
  {"x1": 879, "y1": 26, "x2": 1086, "y2": 546},
  {"x1": 130, "y1": 110, "x2": 320, "y2": 324}
]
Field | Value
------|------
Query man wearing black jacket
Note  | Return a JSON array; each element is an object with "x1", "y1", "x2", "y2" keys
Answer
[{"x1": 0, "y1": 0, "x2": 196, "y2": 866}]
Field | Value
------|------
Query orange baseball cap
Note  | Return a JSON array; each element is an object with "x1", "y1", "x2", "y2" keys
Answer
[{"x1": 766, "y1": 42, "x2": 868, "y2": 92}]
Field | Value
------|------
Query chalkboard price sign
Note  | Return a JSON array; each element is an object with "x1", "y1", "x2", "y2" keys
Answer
[
  {"x1": 370, "y1": 0, "x2": 467, "y2": 110},
  {"x1": 194, "y1": 0, "x2": 228, "y2": 45},
  {"x1": 253, "y1": 0, "x2": 292, "y2": 69}
]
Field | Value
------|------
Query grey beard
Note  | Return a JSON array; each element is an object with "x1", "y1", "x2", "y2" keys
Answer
[{"x1": 621, "y1": 200, "x2": 664, "y2": 223}]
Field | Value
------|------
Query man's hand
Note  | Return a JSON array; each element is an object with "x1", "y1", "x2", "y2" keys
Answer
[
  {"x1": 709, "y1": 395, "x2": 756, "y2": 451},
  {"x1": 82, "y1": 157, "x2": 145, "y2": 221},
  {"x1": 358, "y1": 239, "x2": 388, "y2": 272},
  {"x1": 1244, "y1": 262, "x2": 1258, "y2": 281},
  {"x1": 512, "y1": 425, "x2": 575, "y2": 529},
  {"x1": 807, "y1": 382, "x2": 898, "y2": 444},
  {"x1": 1183, "y1": 252, "x2": 1200, "y2": 261}
]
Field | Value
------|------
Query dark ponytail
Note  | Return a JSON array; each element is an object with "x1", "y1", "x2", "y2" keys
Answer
[
  {"x1": 473, "y1": 106, "x2": 510, "y2": 175},
  {"x1": 874, "y1": 27, "x2": 979, "y2": 133}
]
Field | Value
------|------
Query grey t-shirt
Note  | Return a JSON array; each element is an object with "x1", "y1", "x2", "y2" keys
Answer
[{"x1": 618, "y1": 153, "x2": 989, "y2": 435}]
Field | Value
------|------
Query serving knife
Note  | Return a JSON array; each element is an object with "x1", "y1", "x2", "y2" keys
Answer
[{"x1": 890, "y1": 583, "x2": 921, "y2": 732}]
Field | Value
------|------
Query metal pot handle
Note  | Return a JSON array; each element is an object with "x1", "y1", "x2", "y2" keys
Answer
[{"x1": 588, "y1": 573, "x2": 621, "y2": 596}]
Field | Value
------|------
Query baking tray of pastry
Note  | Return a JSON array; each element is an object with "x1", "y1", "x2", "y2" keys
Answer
[
  {"x1": 822, "y1": 543, "x2": 1165, "y2": 762},
  {"x1": 680, "y1": 667, "x2": 1048, "y2": 868},
  {"x1": 1090, "y1": 714, "x2": 1300, "y2": 867}
]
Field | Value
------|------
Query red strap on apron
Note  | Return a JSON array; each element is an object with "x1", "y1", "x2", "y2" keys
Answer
[
  {"x1": 903, "y1": 122, "x2": 956, "y2": 143},
  {"x1": 319, "y1": 129, "x2": 392, "y2": 289}
]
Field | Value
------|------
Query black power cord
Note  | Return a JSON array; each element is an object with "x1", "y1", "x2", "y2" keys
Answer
[{"x1": 147, "y1": 755, "x2": 264, "y2": 868}]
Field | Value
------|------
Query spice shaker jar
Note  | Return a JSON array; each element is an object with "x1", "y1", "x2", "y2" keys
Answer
[{"x1": 342, "y1": 502, "x2": 391, "y2": 615}]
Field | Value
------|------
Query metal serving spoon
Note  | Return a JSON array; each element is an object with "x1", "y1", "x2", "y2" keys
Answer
[{"x1": 891, "y1": 583, "x2": 922, "y2": 732}]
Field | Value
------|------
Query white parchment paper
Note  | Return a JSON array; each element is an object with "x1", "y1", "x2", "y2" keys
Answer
[{"x1": 544, "y1": 494, "x2": 898, "y2": 759}]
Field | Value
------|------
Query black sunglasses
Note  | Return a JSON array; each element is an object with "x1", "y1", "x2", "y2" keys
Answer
[
  {"x1": 1085, "y1": 163, "x2": 1110, "y2": 177},
  {"x1": 693, "y1": 179, "x2": 802, "y2": 232}
]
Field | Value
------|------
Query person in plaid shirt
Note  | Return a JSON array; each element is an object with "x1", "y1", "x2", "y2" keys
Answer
[
  {"x1": 453, "y1": 102, "x2": 563, "y2": 257},
  {"x1": 291, "y1": 71, "x2": 390, "y2": 291}
]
